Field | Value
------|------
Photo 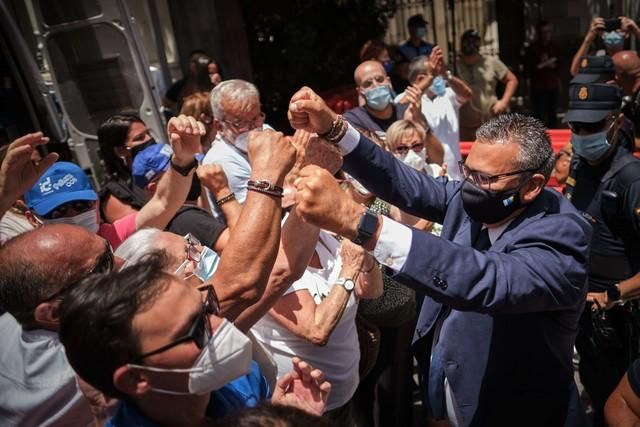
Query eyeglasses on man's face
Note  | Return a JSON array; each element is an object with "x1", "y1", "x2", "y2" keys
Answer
[
  {"x1": 42, "y1": 200, "x2": 96, "y2": 220},
  {"x1": 133, "y1": 285, "x2": 219, "y2": 362},
  {"x1": 458, "y1": 161, "x2": 537, "y2": 191},
  {"x1": 221, "y1": 111, "x2": 265, "y2": 135}
]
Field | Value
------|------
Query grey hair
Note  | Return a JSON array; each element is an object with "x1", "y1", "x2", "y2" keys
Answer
[
  {"x1": 115, "y1": 228, "x2": 164, "y2": 268},
  {"x1": 209, "y1": 79, "x2": 260, "y2": 120},
  {"x1": 408, "y1": 55, "x2": 428, "y2": 84},
  {"x1": 475, "y1": 113, "x2": 555, "y2": 181}
]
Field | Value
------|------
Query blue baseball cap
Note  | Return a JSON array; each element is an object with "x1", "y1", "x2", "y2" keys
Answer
[
  {"x1": 132, "y1": 143, "x2": 173, "y2": 188},
  {"x1": 24, "y1": 161, "x2": 97, "y2": 216}
]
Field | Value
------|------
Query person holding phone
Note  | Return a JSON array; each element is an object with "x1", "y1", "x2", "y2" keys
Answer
[{"x1": 570, "y1": 16, "x2": 639, "y2": 77}]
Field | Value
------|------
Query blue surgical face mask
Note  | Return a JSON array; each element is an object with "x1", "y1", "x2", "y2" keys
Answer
[
  {"x1": 194, "y1": 246, "x2": 220, "y2": 282},
  {"x1": 603, "y1": 31, "x2": 624, "y2": 49},
  {"x1": 174, "y1": 245, "x2": 220, "y2": 282},
  {"x1": 429, "y1": 76, "x2": 447, "y2": 97},
  {"x1": 363, "y1": 85, "x2": 392, "y2": 111},
  {"x1": 570, "y1": 130, "x2": 611, "y2": 161},
  {"x1": 416, "y1": 27, "x2": 427, "y2": 39}
]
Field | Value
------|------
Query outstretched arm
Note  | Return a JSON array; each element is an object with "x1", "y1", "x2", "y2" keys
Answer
[
  {"x1": 0, "y1": 133, "x2": 58, "y2": 219},
  {"x1": 135, "y1": 115, "x2": 204, "y2": 230}
]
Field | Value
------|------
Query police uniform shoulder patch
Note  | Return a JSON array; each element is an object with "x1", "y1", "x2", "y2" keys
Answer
[
  {"x1": 581, "y1": 58, "x2": 588, "y2": 68},
  {"x1": 578, "y1": 86, "x2": 588, "y2": 100},
  {"x1": 566, "y1": 176, "x2": 576, "y2": 186}
]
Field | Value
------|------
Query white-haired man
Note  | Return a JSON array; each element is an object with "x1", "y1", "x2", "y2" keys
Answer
[{"x1": 203, "y1": 79, "x2": 272, "y2": 217}]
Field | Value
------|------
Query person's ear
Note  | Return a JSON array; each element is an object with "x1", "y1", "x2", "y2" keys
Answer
[
  {"x1": 113, "y1": 365, "x2": 151, "y2": 396},
  {"x1": 213, "y1": 118, "x2": 224, "y2": 134},
  {"x1": 33, "y1": 300, "x2": 62, "y2": 330},
  {"x1": 521, "y1": 173, "x2": 546, "y2": 203},
  {"x1": 145, "y1": 181, "x2": 158, "y2": 199},
  {"x1": 25, "y1": 211, "x2": 42, "y2": 228}
]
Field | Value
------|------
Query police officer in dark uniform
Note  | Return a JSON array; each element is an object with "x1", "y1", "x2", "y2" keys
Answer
[{"x1": 565, "y1": 82, "x2": 640, "y2": 427}]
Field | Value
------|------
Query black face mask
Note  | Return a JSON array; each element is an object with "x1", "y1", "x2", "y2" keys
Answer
[
  {"x1": 130, "y1": 138, "x2": 156, "y2": 159},
  {"x1": 461, "y1": 40, "x2": 479, "y2": 56},
  {"x1": 461, "y1": 180, "x2": 523, "y2": 224}
]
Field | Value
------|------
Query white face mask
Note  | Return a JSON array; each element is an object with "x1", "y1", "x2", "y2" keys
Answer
[
  {"x1": 128, "y1": 319, "x2": 252, "y2": 395},
  {"x1": 396, "y1": 149, "x2": 427, "y2": 171},
  {"x1": 41, "y1": 208, "x2": 99, "y2": 234}
]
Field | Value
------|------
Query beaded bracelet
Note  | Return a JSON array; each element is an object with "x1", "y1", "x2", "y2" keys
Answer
[{"x1": 216, "y1": 192, "x2": 236, "y2": 206}]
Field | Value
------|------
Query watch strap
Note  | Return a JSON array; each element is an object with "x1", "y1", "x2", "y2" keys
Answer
[
  {"x1": 170, "y1": 156, "x2": 198, "y2": 176},
  {"x1": 352, "y1": 209, "x2": 379, "y2": 246}
]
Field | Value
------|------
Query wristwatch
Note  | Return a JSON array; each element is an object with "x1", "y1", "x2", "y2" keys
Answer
[
  {"x1": 352, "y1": 209, "x2": 379, "y2": 246},
  {"x1": 170, "y1": 156, "x2": 198, "y2": 176},
  {"x1": 335, "y1": 277, "x2": 355, "y2": 293},
  {"x1": 607, "y1": 283, "x2": 622, "y2": 303}
]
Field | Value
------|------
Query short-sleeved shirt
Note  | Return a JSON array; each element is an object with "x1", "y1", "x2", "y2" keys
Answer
[
  {"x1": 396, "y1": 88, "x2": 463, "y2": 180},
  {"x1": 98, "y1": 212, "x2": 137, "y2": 249},
  {"x1": 343, "y1": 103, "x2": 410, "y2": 134},
  {"x1": 166, "y1": 205, "x2": 226, "y2": 249},
  {"x1": 457, "y1": 55, "x2": 509, "y2": 117},
  {"x1": 0, "y1": 314, "x2": 94, "y2": 427},
  {"x1": 105, "y1": 360, "x2": 269, "y2": 426},
  {"x1": 398, "y1": 40, "x2": 434, "y2": 62},
  {"x1": 251, "y1": 231, "x2": 360, "y2": 411}
]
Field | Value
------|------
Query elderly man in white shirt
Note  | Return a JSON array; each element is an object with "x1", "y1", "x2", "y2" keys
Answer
[
  {"x1": 395, "y1": 46, "x2": 473, "y2": 180},
  {"x1": 203, "y1": 79, "x2": 274, "y2": 218}
]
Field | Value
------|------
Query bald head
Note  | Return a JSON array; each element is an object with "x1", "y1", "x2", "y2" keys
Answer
[
  {"x1": 354, "y1": 60, "x2": 387, "y2": 86},
  {"x1": 613, "y1": 50, "x2": 640, "y2": 95},
  {"x1": 0, "y1": 224, "x2": 106, "y2": 325}
]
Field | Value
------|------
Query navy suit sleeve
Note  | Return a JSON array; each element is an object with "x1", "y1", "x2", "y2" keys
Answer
[
  {"x1": 392, "y1": 213, "x2": 591, "y2": 315},
  {"x1": 342, "y1": 134, "x2": 461, "y2": 223}
]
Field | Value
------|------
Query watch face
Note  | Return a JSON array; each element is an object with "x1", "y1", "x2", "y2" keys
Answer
[{"x1": 342, "y1": 279, "x2": 355, "y2": 291}]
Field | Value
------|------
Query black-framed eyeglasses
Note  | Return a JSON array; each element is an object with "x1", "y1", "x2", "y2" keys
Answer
[
  {"x1": 458, "y1": 161, "x2": 538, "y2": 191},
  {"x1": 395, "y1": 141, "x2": 425, "y2": 155},
  {"x1": 30, "y1": 240, "x2": 114, "y2": 309},
  {"x1": 42, "y1": 200, "x2": 96, "y2": 220},
  {"x1": 133, "y1": 285, "x2": 219, "y2": 362}
]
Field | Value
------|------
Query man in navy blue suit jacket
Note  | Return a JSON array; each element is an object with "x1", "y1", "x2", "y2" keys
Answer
[{"x1": 287, "y1": 87, "x2": 592, "y2": 426}]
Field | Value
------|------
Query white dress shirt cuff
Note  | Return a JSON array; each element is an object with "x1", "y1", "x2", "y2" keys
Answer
[
  {"x1": 336, "y1": 123, "x2": 360, "y2": 155},
  {"x1": 372, "y1": 216, "x2": 413, "y2": 271}
]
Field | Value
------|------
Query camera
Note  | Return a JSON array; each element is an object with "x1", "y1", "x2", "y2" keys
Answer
[{"x1": 604, "y1": 18, "x2": 621, "y2": 32}]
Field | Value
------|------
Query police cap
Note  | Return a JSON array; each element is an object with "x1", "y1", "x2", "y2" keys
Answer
[
  {"x1": 565, "y1": 83, "x2": 622, "y2": 123},
  {"x1": 570, "y1": 56, "x2": 615, "y2": 84}
]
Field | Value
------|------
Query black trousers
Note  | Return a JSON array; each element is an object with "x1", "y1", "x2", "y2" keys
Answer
[
  {"x1": 353, "y1": 318, "x2": 416, "y2": 427},
  {"x1": 575, "y1": 305, "x2": 635, "y2": 427}
]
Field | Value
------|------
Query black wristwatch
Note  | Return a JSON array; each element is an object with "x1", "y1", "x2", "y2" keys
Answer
[
  {"x1": 607, "y1": 283, "x2": 621, "y2": 303},
  {"x1": 352, "y1": 209, "x2": 379, "y2": 246},
  {"x1": 170, "y1": 156, "x2": 198, "y2": 176}
]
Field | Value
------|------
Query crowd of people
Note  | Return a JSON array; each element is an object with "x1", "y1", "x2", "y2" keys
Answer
[{"x1": 1, "y1": 12, "x2": 640, "y2": 427}]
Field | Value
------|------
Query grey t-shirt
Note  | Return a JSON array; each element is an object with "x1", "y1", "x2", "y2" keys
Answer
[{"x1": 0, "y1": 314, "x2": 93, "y2": 426}]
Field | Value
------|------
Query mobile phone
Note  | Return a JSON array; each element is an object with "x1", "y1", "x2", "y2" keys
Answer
[{"x1": 604, "y1": 18, "x2": 621, "y2": 32}]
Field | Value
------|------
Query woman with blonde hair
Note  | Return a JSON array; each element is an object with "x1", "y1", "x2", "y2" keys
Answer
[{"x1": 385, "y1": 119, "x2": 445, "y2": 177}]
